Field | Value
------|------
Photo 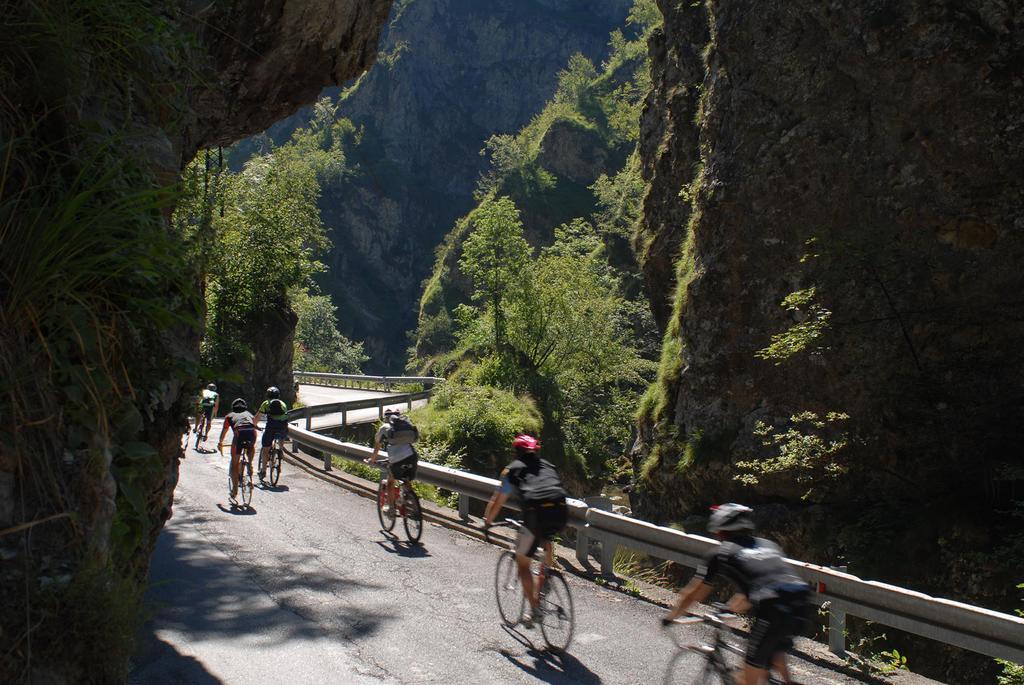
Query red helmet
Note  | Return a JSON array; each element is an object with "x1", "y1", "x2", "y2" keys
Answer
[{"x1": 512, "y1": 434, "x2": 540, "y2": 453}]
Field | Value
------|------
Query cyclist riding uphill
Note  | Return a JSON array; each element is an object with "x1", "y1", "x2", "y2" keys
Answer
[
  {"x1": 195, "y1": 383, "x2": 219, "y2": 440},
  {"x1": 254, "y1": 386, "x2": 289, "y2": 481},
  {"x1": 217, "y1": 398, "x2": 257, "y2": 501},
  {"x1": 366, "y1": 408, "x2": 419, "y2": 513},
  {"x1": 662, "y1": 503, "x2": 810, "y2": 685},
  {"x1": 483, "y1": 434, "x2": 567, "y2": 628}
]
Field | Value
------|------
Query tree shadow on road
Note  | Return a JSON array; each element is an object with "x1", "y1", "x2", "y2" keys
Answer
[
  {"x1": 374, "y1": 537, "x2": 431, "y2": 558},
  {"x1": 138, "y1": 524, "x2": 392, "y2": 656},
  {"x1": 129, "y1": 631, "x2": 223, "y2": 684}
]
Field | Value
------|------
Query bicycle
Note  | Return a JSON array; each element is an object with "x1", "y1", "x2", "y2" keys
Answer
[
  {"x1": 489, "y1": 518, "x2": 574, "y2": 652},
  {"x1": 664, "y1": 603, "x2": 786, "y2": 685},
  {"x1": 221, "y1": 443, "x2": 254, "y2": 508},
  {"x1": 259, "y1": 434, "x2": 285, "y2": 486},
  {"x1": 194, "y1": 408, "x2": 212, "y2": 450},
  {"x1": 368, "y1": 459, "x2": 422, "y2": 543}
]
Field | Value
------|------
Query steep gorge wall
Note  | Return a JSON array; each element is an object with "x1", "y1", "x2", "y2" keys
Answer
[
  {"x1": 637, "y1": 1, "x2": 1023, "y2": 679},
  {"x1": 1, "y1": 1, "x2": 390, "y2": 682},
  {"x1": 240, "y1": 0, "x2": 632, "y2": 369}
]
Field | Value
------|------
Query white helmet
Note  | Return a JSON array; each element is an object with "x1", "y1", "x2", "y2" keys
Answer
[{"x1": 708, "y1": 503, "x2": 755, "y2": 533}]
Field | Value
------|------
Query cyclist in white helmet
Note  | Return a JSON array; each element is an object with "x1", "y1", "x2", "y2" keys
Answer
[{"x1": 662, "y1": 503, "x2": 810, "y2": 685}]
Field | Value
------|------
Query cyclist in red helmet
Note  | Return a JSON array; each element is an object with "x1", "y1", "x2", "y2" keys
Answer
[{"x1": 484, "y1": 434, "x2": 567, "y2": 628}]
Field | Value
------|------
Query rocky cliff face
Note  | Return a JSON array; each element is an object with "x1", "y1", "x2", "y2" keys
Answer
[
  {"x1": 1, "y1": 1, "x2": 390, "y2": 682},
  {"x1": 244, "y1": 0, "x2": 632, "y2": 369},
  {"x1": 636, "y1": 1, "x2": 1023, "y2": 680}
]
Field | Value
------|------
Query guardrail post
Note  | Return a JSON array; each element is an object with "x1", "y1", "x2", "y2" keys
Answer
[
  {"x1": 323, "y1": 451, "x2": 332, "y2": 471},
  {"x1": 458, "y1": 493, "x2": 470, "y2": 519},
  {"x1": 829, "y1": 606, "x2": 847, "y2": 657},
  {"x1": 407, "y1": 396, "x2": 413, "y2": 411},
  {"x1": 576, "y1": 525, "x2": 591, "y2": 568},
  {"x1": 378, "y1": 401, "x2": 384, "y2": 420},
  {"x1": 305, "y1": 408, "x2": 312, "y2": 431},
  {"x1": 828, "y1": 566, "x2": 847, "y2": 657},
  {"x1": 341, "y1": 410, "x2": 347, "y2": 427},
  {"x1": 585, "y1": 496, "x2": 616, "y2": 577}
]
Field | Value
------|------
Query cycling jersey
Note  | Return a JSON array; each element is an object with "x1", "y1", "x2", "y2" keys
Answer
[
  {"x1": 224, "y1": 411, "x2": 256, "y2": 449},
  {"x1": 258, "y1": 399, "x2": 289, "y2": 421},
  {"x1": 499, "y1": 457, "x2": 566, "y2": 505},
  {"x1": 200, "y1": 389, "x2": 218, "y2": 407},
  {"x1": 698, "y1": 534, "x2": 811, "y2": 668},
  {"x1": 374, "y1": 422, "x2": 416, "y2": 463},
  {"x1": 696, "y1": 535, "x2": 808, "y2": 605}
]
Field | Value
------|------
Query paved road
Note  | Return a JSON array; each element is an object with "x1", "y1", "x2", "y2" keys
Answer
[
  {"x1": 130, "y1": 424, "x2": 912, "y2": 684},
  {"x1": 295, "y1": 384, "x2": 428, "y2": 430}
]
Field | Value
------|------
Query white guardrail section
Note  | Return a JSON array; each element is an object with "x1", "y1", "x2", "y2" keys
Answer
[
  {"x1": 287, "y1": 374, "x2": 1024, "y2": 665},
  {"x1": 290, "y1": 371, "x2": 442, "y2": 430}
]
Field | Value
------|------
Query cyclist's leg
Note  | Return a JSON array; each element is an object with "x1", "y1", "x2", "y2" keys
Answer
[
  {"x1": 517, "y1": 508, "x2": 541, "y2": 609},
  {"x1": 229, "y1": 442, "x2": 240, "y2": 496},
  {"x1": 259, "y1": 428, "x2": 273, "y2": 478},
  {"x1": 746, "y1": 601, "x2": 786, "y2": 685},
  {"x1": 771, "y1": 653, "x2": 791, "y2": 684}
]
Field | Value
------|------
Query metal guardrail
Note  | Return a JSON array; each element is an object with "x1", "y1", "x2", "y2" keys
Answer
[
  {"x1": 287, "y1": 391, "x2": 433, "y2": 430},
  {"x1": 294, "y1": 370, "x2": 442, "y2": 392},
  {"x1": 285, "y1": 417, "x2": 1024, "y2": 666}
]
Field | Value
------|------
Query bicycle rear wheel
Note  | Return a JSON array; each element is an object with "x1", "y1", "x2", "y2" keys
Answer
[
  {"x1": 270, "y1": 445, "x2": 282, "y2": 486},
  {"x1": 538, "y1": 569, "x2": 574, "y2": 652},
  {"x1": 377, "y1": 479, "x2": 396, "y2": 531},
  {"x1": 401, "y1": 486, "x2": 422, "y2": 543},
  {"x1": 240, "y1": 458, "x2": 254, "y2": 508},
  {"x1": 494, "y1": 550, "x2": 523, "y2": 627}
]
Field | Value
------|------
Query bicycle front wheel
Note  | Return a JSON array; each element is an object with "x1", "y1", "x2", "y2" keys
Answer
[
  {"x1": 539, "y1": 570, "x2": 574, "y2": 652},
  {"x1": 270, "y1": 446, "x2": 282, "y2": 486},
  {"x1": 377, "y1": 480, "x2": 396, "y2": 531},
  {"x1": 494, "y1": 551, "x2": 523, "y2": 626},
  {"x1": 402, "y1": 487, "x2": 422, "y2": 543},
  {"x1": 240, "y1": 459, "x2": 254, "y2": 508}
]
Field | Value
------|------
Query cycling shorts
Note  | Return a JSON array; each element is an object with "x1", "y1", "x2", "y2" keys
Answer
[
  {"x1": 516, "y1": 500, "x2": 567, "y2": 558},
  {"x1": 201, "y1": 405, "x2": 214, "y2": 420},
  {"x1": 746, "y1": 587, "x2": 810, "y2": 669},
  {"x1": 234, "y1": 427, "x2": 256, "y2": 450},
  {"x1": 388, "y1": 455, "x2": 418, "y2": 481},
  {"x1": 261, "y1": 420, "x2": 289, "y2": 447}
]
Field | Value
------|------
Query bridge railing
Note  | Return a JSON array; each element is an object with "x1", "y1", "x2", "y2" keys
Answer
[
  {"x1": 286, "y1": 422, "x2": 1024, "y2": 666},
  {"x1": 294, "y1": 370, "x2": 442, "y2": 392},
  {"x1": 287, "y1": 391, "x2": 434, "y2": 430}
]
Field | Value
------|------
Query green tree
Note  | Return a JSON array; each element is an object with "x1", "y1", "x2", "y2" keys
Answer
[
  {"x1": 292, "y1": 289, "x2": 368, "y2": 373},
  {"x1": 459, "y1": 195, "x2": 531, "y2": 352},
  {"x1": 554, "y1": 53, "x2": 597, "y2": 109}
]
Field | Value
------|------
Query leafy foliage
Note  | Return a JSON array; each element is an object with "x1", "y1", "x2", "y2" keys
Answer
[
  {"x1": 996, "y1": 583, "x2": 1024, "y2": 684},
  {"x1": 409, "y1": 381, "x2": 542, "y2": 475},
  {"x1": 755, "y1": 287, "x2": 832, "y2": 364},
  {"x1": 292, "y1": 289, "x2": 368, "y2": 373},
  {"x1": 176, "y1": 100, "x2": 365, "y2": 397},
  {"x1": 736, "y1": 411, "x2": 851, "y2": 501}
]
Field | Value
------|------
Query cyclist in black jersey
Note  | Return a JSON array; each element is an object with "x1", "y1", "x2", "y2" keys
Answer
[
  {"x1": 663, "y1": 503, "x2": 810, "y2": 685},
  {"x1": 217, "y1": 398, "x2": 257, "y2": 501},
  {"x1": 484, "y1": 434, "x2": 567, "y2": 628}
]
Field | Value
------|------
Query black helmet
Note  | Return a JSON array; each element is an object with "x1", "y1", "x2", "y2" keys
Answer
[
  {"x1": 266, "y1": 386, "x2": 280, "y2": 399},
  {"x1": 207, "y1": 383, "x2": 217, "y2": 391},
  {"x1": 707, "y1": 503, "x2": 755, "y2": 534},
  {"x1": 231, "y1": 398, "x2": 247, "y2": 411}
]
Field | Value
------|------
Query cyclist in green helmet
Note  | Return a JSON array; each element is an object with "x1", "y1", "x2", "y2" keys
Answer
[
  {"x1": 254, "y1": 385, "x2": 289, "y2": 482},
  {"x1": 194, "y1": 383, "x2": 219, "y2": 442}
]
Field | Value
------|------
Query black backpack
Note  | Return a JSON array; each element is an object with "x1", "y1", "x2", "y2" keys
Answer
[
  {"x1": 385, "y1": 414, "x2": 419, "y2": 445},
  {"x1": 266, "y1": 398, "x2": 287, "y2": 416}
]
